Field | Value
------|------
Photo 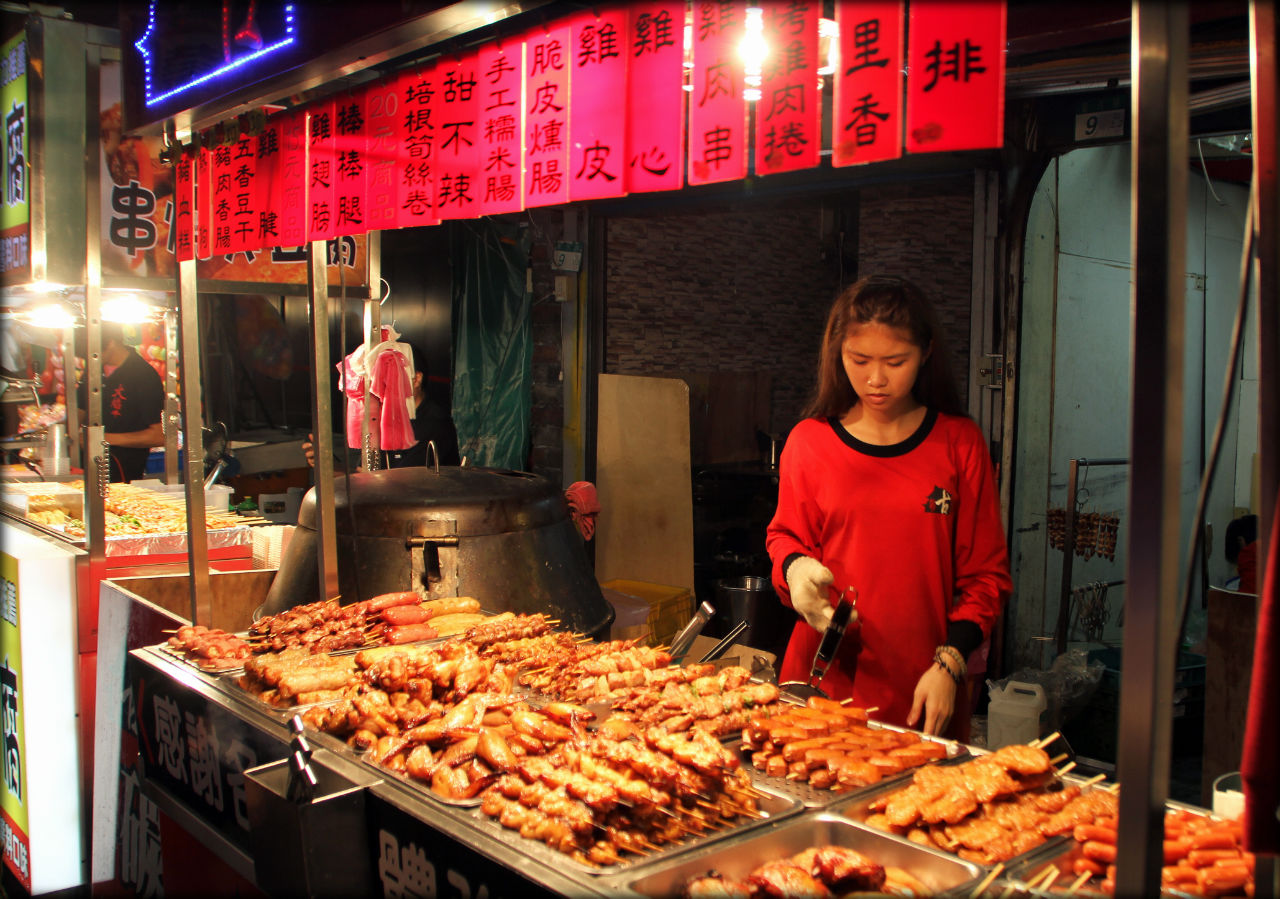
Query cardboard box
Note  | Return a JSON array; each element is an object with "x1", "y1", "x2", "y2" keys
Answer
[{"x1": 599, "y1": 578, "x2": 693, "y2": 647}]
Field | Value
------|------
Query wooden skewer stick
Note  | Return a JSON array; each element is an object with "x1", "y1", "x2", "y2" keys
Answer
[
  {"x1": 1079, "y1": 772, "x2": 1109, "y2": 788},
  {"x1": 1049, "y1": 752, "x2": 1070, "y2": 766},
  {"x1": 1032, "y1": 731, "x2": 1061, "y2": 749},
  {"x1": 1068, "y1": 870, "x2": 1094, "y2": 893},
  {"x1": 1029, "y1": 864, "x2": 1061, "y2": 891},
  {"x1": 968, "y1": 862, "x2": 1005, "y2": 899},
  {"x1": 1055, "y1": 760, "x2": 1078, "y2": 777}
]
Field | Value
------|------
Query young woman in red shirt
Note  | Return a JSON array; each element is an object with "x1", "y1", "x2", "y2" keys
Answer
[{"x1": 767, "y1": 276, "x2": 1012, "y2": 739}]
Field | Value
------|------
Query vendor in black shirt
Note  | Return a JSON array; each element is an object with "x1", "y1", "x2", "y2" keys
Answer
[
  {"x1": 77, "y1": 322, "x2": 165, "y2": 482},
  {"x1": 304, "y1": 342, "x2": 460, "y2": 470}
]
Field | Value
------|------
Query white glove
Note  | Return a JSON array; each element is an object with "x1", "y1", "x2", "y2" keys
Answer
[{"x1": 785, "y1": 556, "x2": 835, "y2": 632}]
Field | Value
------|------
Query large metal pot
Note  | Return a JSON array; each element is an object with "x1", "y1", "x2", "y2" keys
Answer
[{"x1": 262, "y1": 466, "x2": 614, "y2": 637}]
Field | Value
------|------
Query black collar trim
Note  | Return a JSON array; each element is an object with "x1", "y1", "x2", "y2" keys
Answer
[{"x1": 827, "y1": 408, "x2": 938, "y2": 457}]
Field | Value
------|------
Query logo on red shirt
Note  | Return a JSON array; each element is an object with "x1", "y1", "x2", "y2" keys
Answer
[{"x1": 923, "y1": 486, "x2": 952, "y2": 515}]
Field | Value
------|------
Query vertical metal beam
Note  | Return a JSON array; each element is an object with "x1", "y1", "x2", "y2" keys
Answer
[
  {"x1": 163, "y1": 307, "x2": 180, "y2": 484},
  {"x1": 1248, "y1": 4, "x2": 1277, "y2": 891},
  {"x1": 309, "y1": 240, "x2": 340, "y2": 599},
  {"x1": 362, "y1": 231, "x2": 382, "y2": 471},
  {"x1": 83, "y1": 39, "x2": 105, "y2": 568},
  {"x1": 176, "y1": 255, "x2": 211, "y2": 625},
  {"x1": 1056, "y1": 459, "x2": 1080, "y2": 656},
  {"x1": 968, "y1": 168, "x2": 1000, "y2": 437},
  {"x1": 1115, "y1": 3, "x2": 1187, "y2": 896},
  {"x1": 1251, "y1": 0, "x2": 1277, "y2": 582},
  {"x1": 62, "y1": 325, "x2": 80, "y2": 469},
  {"x1": 561, "y1": 209, "x2": 585, "y2": 485}
]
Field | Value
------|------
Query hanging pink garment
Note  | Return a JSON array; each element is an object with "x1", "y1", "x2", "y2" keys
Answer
[
  {"x1": 370, "y1": 347, "x2": 415, "y2": 450},
  {"x1": 336, "y1": 353, "x2": 382, "y2": 450}
]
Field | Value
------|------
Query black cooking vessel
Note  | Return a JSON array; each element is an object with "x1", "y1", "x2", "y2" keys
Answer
[{"x1": 262, "y1": 466, "x2": 614, "y2": 638}]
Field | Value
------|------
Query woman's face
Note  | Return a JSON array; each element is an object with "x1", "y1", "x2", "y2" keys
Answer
[{"x1": 840, "y1": 321, "x2": 928, "y2": 418}]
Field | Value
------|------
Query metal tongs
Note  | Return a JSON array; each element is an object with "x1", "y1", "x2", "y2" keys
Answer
[
  {"x1": 667, "y1": 601, "x2": 715, "y2": 664},
  {"x1": 780, "y1": 590, "x2": 857, "y2": 701},
  {"x1": 286, "y1": 715, "x2": 318, "y2": 803}
]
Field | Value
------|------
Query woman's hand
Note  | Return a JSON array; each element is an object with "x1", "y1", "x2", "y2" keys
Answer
[
  {"x1": 907, "y1": 663, "x2": 957, "y2": 736},
  {"x1": 301, "y1": 433, "x2": 315, "y2": 468}
]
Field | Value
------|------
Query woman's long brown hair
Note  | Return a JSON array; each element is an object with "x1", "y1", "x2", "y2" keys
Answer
[{"x1": 801, "y1": 275, "x2": 966, "y2": 420}]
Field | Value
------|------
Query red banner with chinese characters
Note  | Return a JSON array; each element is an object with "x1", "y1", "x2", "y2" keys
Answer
[
  {"x1": 307, "y1": 101, "x2": 337, "y2": 241},
  {"x1": 174, "y1": 153, "x2": 194, "y2": 262},
  {"x1": 209, "y1": 142, "x2": 235, "y2": 256},
  {"x1": 625, "y1": 1, "x2": 684, "y2": 194},
  {"x1": 226, "y1": 133, "x2": 259, "y2": 254},
  {"x1": 905, "y1": 0, "x2": 1006, "y2": 153},
  {"x1": 196, "y1": 147, "x2": 211, "y2": 259},
  {"x1": 397, "y1": 64, "x2": 441, "y2": 229},
  {"x1": 435, "y1": 53, "x2": 482, "y2": 220},
  {"x1": 755, "y1": 0, "x2": 820, "y2": 176},
  {"x1": 475, "y1": 42, "x2": 525, "y2": 215},
  {"x1": 332, "y1": 92, "x2": 368, "y2": 237},
  {"x1": 524, "y1": 24, "x2": 571, "y2": 208},
  {"x1": 568, "y1": 8, "x2": 628, "y2": 202},
  {"x1": 363, "y1": 76, "x2": 400, "y2": 233},
  {"x1": 688, "y1": 0, "x2": 747, "y2": 186},
  {"x1": 276, "y1": 109, "x2": 308, "y2": 246},
  {"x1": 833, "y1": 0, "x2": 904, "y2": 166},
  {"x1": 253, "y1": 117, "x2": 282, "y2": 249}
]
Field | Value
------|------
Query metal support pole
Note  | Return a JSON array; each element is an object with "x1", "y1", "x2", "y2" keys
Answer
[
  {"x1": 163, "y1": 307, "x2": 180, "y2": 484},
  {"x1": 309, "y1": 240, "x2": 340, "y2": 600},
  {"x1": 62, "y1": 324, "x2": 80, "y2": 469},
  {"x1": 1248, "y1": 2, "x2": 1277, "y2": 896},
  {"x1": 83, "y1": 45, "x2": 105, "y2": 567},
  {"x1": 176, "y1": 255, "x2": 211, "y2": 625},
  {"x1": 362, "y1": 231, "x2": 382, "y2": 472},
  {"x1": 1056, "y1": 459, "x2": 1079, "y2": 656},
  {"x1": 1115, "y1": 3, "x2": 1187, "y2": 896}
]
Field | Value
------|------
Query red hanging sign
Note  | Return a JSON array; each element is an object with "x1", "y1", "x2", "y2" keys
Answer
[
  {"x1": 755, "y1": 1, "x2": 820, "y2": 176},
  {"x1": 174, "y1": 153, "x2": 194, "y2": 262},
  {"x1": 475, "y1": 42, "x2": 525, "y2": 216},
  {"x1": 332, "y1": 92, "x2": 368, "y2": 237},
  {"x1": 905, "y1": 0, "x2": 1006, "y2": 153},
  {"x1": 363, "y1": 76, "x2": 400, "y2": 233},
  {"x1": 276, "y1": 110, "x2": 309, "y2": 246},
  {"x1": 226, "y1": 133, "x2": 259, "y2": 254},
  {"x1": 195, "y1": 147, "x2": 211, "y2": 259},
  {"x1": 833, "y1": 0, "x2": 904, "y2": 166},
  {"x1": 397, "y1": 64, "x2": 441, "y2": 229},
  {"x1": 307, "y1": 101, "x2": 338, "y2": 241},
  {"x1": 569, "y1": 8, "x2": 629, "y2": 202},
  {"x1": 209, "y1": 141, "x2": 235, "y2": 256},
  {"x1": 524, "y1": 24, "x2": 571, "y2": 209},
  {"x1": 435, "y1": 53, "x2": 482, "y2": 220},
  {"x1": 688, "y1": 0, "x2": 747, "y2": 185},
  {"x1": 625, "y1": 1, "x2": 685, "y2": 194},
  {"x1": 254, "y1": 115, "x2": 284, "y2": 249}
]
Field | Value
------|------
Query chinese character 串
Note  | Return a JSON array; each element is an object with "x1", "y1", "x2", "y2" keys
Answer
[{"x1": 109, "y1": 181, "x2": 158, "y2": 257}]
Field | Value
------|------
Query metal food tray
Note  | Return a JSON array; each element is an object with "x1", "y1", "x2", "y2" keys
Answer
[
  {"x1": 622, "y1": 811, "x2": 984, "y2": 898},
  {"x1": 830, "y1": 768, "x2": 1116, "y2": 872},
  {"x1": 154, "y1": 639, "x2": 250, "y2": 676},
  {"x1": 734, "y1": 722, "x2": 968, "y2": 808},
  {"x1": 463, "y1": 778, "x2": 804, "y2": 878}
]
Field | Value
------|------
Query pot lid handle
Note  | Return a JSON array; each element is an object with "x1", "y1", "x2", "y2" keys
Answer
[{"x1": 425, "y1": 440, "x2": 440, "y2": 474}]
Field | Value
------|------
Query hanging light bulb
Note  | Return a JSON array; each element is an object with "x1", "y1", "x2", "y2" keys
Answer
[
  {"x1": 740, "y1": 6, "x2": 767, "y2": 102},
  {"x1": 101, "y1": 293, "x2": 159, "y2": 323},
  {"x1": 23, "y1": 303, "x2": 78, "y2": 330}
]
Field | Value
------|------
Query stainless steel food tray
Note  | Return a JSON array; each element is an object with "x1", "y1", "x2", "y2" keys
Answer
[
  {"x1": 734, "y1": 722, "x2": 968, "y2": 808},
  {"x1": 831, "y1": 768, "x2": 1097, "y2": 871},
  {"x1": 462, "y1": 778, "x2": 805, "y2": 877},
  {"x1": 622, "y1": 811, "x2": 984, "y2": 898}
]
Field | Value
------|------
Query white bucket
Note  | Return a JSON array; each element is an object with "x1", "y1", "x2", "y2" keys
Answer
[{"x1": 987, "y1": 680, "x2": 1047, "y2": 749}]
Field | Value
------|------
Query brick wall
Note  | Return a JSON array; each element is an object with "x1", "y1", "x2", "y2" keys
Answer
[
  {"x1": 605, "y1": 203, "x2": 842, "y2": 438},
  {"x1": 525, "y1": 175, "x2": 977, "y2": 484},
  {"x1": 856, "y1": 175, "x2": 976, "y2": 398}
]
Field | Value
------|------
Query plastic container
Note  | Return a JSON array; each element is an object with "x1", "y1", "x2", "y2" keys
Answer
[
  {"x1": 138, "y1": 481, "x2": 235, "y2": 511},
  {"x1": 987, "y1": 680, "x2": 1047, "y2": 748}
]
